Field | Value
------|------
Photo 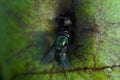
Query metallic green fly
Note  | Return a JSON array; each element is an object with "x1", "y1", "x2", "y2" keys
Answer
[{"x1": 41, "y1": 12, "x2": 73, "y2": 70}]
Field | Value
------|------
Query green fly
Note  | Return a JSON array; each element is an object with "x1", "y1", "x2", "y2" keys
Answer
[{"x1": 41, "y1": 12, "x2": 73, "y2": 70}]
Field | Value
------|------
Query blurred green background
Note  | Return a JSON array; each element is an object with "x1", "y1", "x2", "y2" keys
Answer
[{"x1": 0, "y1": 0, "x2": 120, "y2": 80}]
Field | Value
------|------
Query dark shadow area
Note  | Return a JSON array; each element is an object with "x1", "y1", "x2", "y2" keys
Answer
[
  {"x1": 54, "y1": 0, "x2": 78, "y2": 68},
  {"x1": 53, "y1": 0, "x2": 97, "y2": 68},
  {"x1": 73, "y1": 0, "x2": 97, "y2": 67},
  {"x1": 57, "y1": 0, "x2": 76, "y2": 42}
]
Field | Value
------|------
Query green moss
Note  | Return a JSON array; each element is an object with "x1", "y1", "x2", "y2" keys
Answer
[{"x1": 1, "y1": 0, "x2": 120, "y2": 80}]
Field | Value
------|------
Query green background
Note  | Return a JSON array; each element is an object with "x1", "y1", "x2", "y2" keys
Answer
[{"x1": 0, "y1": 0, "x2": 120, "y2": 80}]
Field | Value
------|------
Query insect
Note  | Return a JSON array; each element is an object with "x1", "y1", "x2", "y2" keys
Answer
[{"x1": 41, "y1": 12, "x2": 73, "y2": 70}]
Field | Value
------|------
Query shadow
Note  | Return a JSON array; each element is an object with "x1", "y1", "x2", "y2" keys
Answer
[
  {"x1": 52, "y1": 0, "x2": 96, "y2": 67},
  {"x1": 55, "y1": 0, "x2": 76, "y2": 44},
  {"x1": 73, "y1": 0, "x2": 97, "y2": 67}
]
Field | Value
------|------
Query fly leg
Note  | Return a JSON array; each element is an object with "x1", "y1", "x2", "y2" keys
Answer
[{"x1": 68, "y1": 44, "x2": 83, "y2": 53}]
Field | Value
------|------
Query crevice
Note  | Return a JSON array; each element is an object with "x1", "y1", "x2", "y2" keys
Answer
[
  {"x1": 13, "y1": 64, "x2": 120, "y2": 79},
  {"x1": 92, "y1": 18, "x2": 99, "y2": 68},
  {"x1": 92, "y1": 53, "x2": 96, "y2": 68}
]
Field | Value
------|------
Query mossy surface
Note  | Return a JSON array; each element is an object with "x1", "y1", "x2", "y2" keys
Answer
[{"x1": 0, "y1": 0, "x2": 120, "y2": 80}]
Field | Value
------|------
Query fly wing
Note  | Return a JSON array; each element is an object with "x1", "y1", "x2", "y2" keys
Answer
[
  {"x1": 41, "y1": 46, "x2": 55, "y2": 65},
  {"x1": 60, "y1": 47, "x2": 71, "y2": 70},
  {"x1": 61, "y1": 54, "x2": 71, "y2": 70}
]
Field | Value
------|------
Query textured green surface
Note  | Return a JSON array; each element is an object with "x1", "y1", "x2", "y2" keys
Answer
[{"x1": 0, "y1": 0, "x2": 120, "y2": 80}]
